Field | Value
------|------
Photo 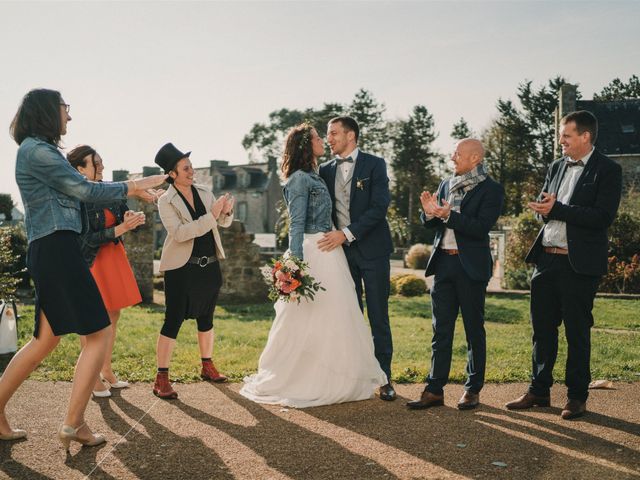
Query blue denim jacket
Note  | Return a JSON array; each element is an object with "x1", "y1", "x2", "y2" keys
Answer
[
  {"x1": 283, "y1": 169, "x2": 332, "y2": 259},
  {"x1": 15, "y1": 136, "x2": 128, "y2": 243}
]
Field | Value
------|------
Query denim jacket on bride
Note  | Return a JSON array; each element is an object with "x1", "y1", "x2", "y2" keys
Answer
[{"x1": 283, "y1": 169, "x2": 332, "y2": 259}]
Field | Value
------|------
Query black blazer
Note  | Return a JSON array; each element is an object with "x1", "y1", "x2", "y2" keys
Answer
[
  {"x1": 319, "y1": 151, "x2": 393, "y2": 260},
  {"x1": 423, "y1": 176, "x2": 504, "y2": 283},
  {"x1": 525, "y1": 149, "x2": 622, "y2": 277}
]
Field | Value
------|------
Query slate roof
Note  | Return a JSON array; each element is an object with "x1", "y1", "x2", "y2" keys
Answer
[{"x1": 577, "y1": 99, "x2": 640, "y2": 155}]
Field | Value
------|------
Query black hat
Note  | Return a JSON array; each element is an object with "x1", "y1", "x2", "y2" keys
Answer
[{"x1": 154, "y1": 143, "x2": 191, "y2": 173}]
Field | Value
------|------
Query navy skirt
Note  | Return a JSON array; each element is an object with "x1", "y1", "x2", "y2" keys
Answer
[{"x1": 26, "y1": 230, "x2": 110, "y2": 337}]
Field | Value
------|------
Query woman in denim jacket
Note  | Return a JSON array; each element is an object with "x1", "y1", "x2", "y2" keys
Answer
[
  {"x1": 241, "y1": 123, "x2": 386, "y2": 408},
  {"x1": 68, "y1": 145, "x2": 145, "y2": 399},
  {"x1": 0, "y1": 89, "x2": 166, "y2": 449}
]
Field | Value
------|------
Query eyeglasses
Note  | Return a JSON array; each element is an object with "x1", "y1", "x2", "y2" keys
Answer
[{"x1": 60, "y1": 103, "x2": 71, "y2": 113}]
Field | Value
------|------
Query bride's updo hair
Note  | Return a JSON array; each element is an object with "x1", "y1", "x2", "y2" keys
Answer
[{"x1": 281, "y1": 122, "x2": 316, "y2": 179}]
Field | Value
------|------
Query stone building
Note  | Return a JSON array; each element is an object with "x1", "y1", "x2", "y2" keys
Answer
[{"x1": 555, "y1": 84, "x2": 640, "y2": 188}]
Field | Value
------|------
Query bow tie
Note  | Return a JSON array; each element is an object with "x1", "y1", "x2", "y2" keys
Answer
[
  {"x1": 336, "y1": 156, "x2": 354, "y2": 165},
  {"x1": 566, "y1": 159, "x2": 584, "y2": 168}
]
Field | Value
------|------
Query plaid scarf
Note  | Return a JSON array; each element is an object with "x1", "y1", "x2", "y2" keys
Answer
[{"x1": 447, "y1": 164, "x2": 487, "y2": 212}]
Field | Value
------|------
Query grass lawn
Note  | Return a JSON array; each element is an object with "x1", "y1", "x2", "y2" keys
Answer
[{"x1": 7, "y1": 294, "x2": 640, "y2": 384}]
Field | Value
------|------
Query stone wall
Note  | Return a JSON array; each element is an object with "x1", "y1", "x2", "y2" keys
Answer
[
  {"x1": 112, "y1": 169, "x2": 156, "y2": 303},
  {"x1": 218, "y1": 220, "x2": 269, "y2": 303}
]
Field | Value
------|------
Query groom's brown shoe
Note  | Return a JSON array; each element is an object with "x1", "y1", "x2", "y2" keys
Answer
[
  {"x1": 561, "y1": 399, "x2": 586, "y2": 420},
  {"x1": 379, "y1": 383, "x2": 397, "y2": 401},
  {"x1": 406, "y1": 390, "x2": 444, "y2": 410},
  {"x1": 505, "y1": 392, "x2": 550, "y2": 410}
]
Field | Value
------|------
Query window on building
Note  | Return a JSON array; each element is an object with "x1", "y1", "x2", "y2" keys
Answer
[{"x1": 237, "y1": 201, "x2": 248, "y2": 223}]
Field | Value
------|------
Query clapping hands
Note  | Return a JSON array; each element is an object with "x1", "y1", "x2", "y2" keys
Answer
[
  {"x1": 123, "y1": 210, "x2": 145, "y2": 232},
  {"x1": 212, "y1": 193, "x2": 235, "y2": 219},
  {"x1": 420, "y1": 191, "x2": 451, "y2": 220},
  {"x1": 528, "y1": 192, "x2": 556, "y2": 217}
]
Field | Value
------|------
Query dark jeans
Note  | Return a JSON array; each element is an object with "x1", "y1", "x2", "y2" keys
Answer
[
  {"x1": 344, "y1": 246, "x2": 393, "y2": 381},
  {"x1": 529, "y1": 253, "x2": 600, "y2": 402},
  {"x1": 426, "y1": 254, "x2": 487, "y2": 395}
]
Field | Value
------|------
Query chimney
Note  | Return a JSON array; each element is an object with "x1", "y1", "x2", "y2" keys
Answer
[
  {"x1": 142, "y1": 166, "x2": 161, "y2": 177},
  {"x1": 555, "y1": 84, "x2": 578, "y2": 157},
  {"x1": 112, "y1": 170, "x2": 129, "y2": 181}
]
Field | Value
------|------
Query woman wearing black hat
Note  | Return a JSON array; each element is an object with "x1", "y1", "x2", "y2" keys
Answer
[{"x1": 153, "y1": 143, "x2": 234, "y2": 399}]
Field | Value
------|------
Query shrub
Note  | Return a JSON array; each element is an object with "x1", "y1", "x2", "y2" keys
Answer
[
  {"x1": 503, "y1": 212, "x2": 539, "y2": 290},
  {"x1": 396, "y1": 275, "x2": 427, "y2": 297},
  {"x1": 0, "y1": 226, "x2": 28, "y2": 298},
  {"x1": 389, "y1": 273, "x2": 412, "y2": 295},
  {"x1": 404, "y1": 243, "x2": 430, "y2": 269},
  {"x1": 600, "y1": 255, "x2": 640, "y2": 294},
  {"x1": 608, "y1": 212, "x2": 640, "y2": 261}
]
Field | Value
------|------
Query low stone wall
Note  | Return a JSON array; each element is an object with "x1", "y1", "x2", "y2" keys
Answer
[
  {"x1": 124, "y1": 197, "x2": 155, "y2": 304},
  {"x1": 218, "y1": 220, "x2": 269, "y2": 303}
]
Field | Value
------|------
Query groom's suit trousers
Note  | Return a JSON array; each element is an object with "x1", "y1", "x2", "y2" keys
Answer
[{"x1": 344, "y1": 246, "x2": 393, "y2": 381}]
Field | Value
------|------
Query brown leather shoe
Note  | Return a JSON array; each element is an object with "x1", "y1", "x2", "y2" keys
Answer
[
  {"x1": 201, "y1": 361, "x2": 228, "y2": 383},
  {"x1": 561, "y1": 399, "x2": 586, "y2": 420},
  {"x1": 457, "y1": 391, "x2": 480, "y2": 410},
  {"x1": 505, "y1": 392, "x2": 550, "y2": 410},
  {"x1": 379, "y1": 383, "x2": 397, "y2": 401},
  {"x1": 406, "y1": 390, "x2": 444, "y2": 410},
  {"x1": 153, "y1": 371, "x2": 178, "y2": 399}
]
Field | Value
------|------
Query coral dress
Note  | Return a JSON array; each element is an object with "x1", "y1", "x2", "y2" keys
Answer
[{"x1": 90, "y1": 209, "x2": 142, "y2": 311}]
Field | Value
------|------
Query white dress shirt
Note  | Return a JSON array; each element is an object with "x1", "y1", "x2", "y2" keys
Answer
[{"x1": 542, "y1": 148, "x2": 594, "y2": 249}]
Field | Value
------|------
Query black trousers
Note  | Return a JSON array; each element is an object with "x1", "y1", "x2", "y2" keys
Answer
[
  {"x1": 426, "y1": 254, "x2": 487, "y2": 395},
  {"x1": 344, "y1": 246, "x2": 393, "y2": 381},
  {"x1": 529, "y1": 253, "x2": 600, "y2": 402}
]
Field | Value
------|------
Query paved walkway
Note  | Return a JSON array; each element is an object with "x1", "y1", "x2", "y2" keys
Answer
[{"x1": 1, "y1": 381, "x2": 639, "y2": 479}]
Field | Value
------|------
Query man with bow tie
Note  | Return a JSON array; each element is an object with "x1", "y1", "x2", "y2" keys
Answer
[
  {"x1": 506, "y1": 110, "x2": 622, "y2": 419},
  {"x1": 318, "y1": 116, "x2": 396, "y2": 401}
]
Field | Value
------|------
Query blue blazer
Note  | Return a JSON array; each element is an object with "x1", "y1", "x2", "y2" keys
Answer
[
  {"x1": 319, "y1": 151, "x2": 393, "y2": 260},
  {"x1": 423, "y1": 176, "x2": 504, "y2": 283},
  {"x1": 525, "y1": 149, "x2": 622, "y2": 277}
]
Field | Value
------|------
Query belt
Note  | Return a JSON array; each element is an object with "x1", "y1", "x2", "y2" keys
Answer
[
  {"x1": 440, "y1": 248, "x2": 459, "y2": 256},
  {"x1": 187, "y1": 255, "x2": 217, "y2": 267},
  {"x1": 543, "y1": 246, "x2": 569, "y2": 255}
]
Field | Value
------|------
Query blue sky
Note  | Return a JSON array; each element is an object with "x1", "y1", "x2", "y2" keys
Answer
[{"x1": 1, "y1": 1, "x2": 639, "y2": 208}]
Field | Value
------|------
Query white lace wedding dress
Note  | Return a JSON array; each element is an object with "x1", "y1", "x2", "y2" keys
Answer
[{"x1": 240, "y1": 232, "x2": 387, "y2": 408}]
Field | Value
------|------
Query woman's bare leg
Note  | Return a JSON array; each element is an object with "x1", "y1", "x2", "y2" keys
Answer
[{"x1": 0, "y1": 312, "x2": 60, "y2": 434}]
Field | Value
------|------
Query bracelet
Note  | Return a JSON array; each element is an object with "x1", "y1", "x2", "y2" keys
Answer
[{"x1": 131, "y1": 179, "x2": 138, "y2": 191}]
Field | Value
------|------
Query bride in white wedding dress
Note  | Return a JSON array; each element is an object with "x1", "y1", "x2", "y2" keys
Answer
[{"x1": 240, "y1": 123, "x2": 387, "y2": 408}]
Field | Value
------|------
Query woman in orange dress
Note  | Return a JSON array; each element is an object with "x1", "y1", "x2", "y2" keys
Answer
[{"x1": 67, "y1": 145, "x2": 145, "y2": 397}]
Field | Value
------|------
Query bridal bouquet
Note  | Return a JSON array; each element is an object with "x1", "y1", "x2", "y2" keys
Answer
[{"x1": 261, "y1": 254, "x2": 324, "y2": 304}]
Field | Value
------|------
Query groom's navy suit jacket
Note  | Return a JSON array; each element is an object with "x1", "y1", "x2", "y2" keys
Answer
[
  {"x1": 319, "y1": 151, "x2": 393, "y2": 259},
  {"x1": 525, "y1": 149, "x2": 622, "y2": 277},
  {"x1": 422, "y1": 176, "x2": 504, "y2": 283}
]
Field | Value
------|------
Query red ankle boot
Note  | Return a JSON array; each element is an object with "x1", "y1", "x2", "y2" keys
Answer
[
  {"x1": 201, "y1": 361, "x2": 227, "y2": 383},
  {"x1": 153, "y1": 371, "x2": 178, "y2": 399}
]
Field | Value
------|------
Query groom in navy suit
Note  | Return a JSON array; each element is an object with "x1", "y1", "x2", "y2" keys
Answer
[{"x1": 318, "y1": 116, "x2": 396, "y2": 401}]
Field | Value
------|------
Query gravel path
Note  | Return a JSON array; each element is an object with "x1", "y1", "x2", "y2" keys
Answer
[{"x1": 1, "y1": 381, "x2": 639, "y2": 479}]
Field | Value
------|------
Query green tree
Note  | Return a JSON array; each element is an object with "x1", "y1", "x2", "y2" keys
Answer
[
  {"x1": 593, "y1": 75, "x2": 640, "y2": 100},
  {"x1": 347, "y1": 89, "x2": 389, "y2": 156},
  {"x1": 0, "y1": 194, "x2": 14, "y2": 221},
  {"x1": 451, "y1": 117, "x2": 473, "y2": 140},
  {"x1": 390, "y1": 105, "x2": 440, "y2": 243},
  {"x1": 242, "y1": 103, "x2": 344, "y2": 163},
  {"x1": 482, "y1": 76, "x2": 578, "y2": 215}
]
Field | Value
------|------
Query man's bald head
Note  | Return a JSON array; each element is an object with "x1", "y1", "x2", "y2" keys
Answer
[{"x1": 452, "y1": 138, "x2": 485, "y2": 175}]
